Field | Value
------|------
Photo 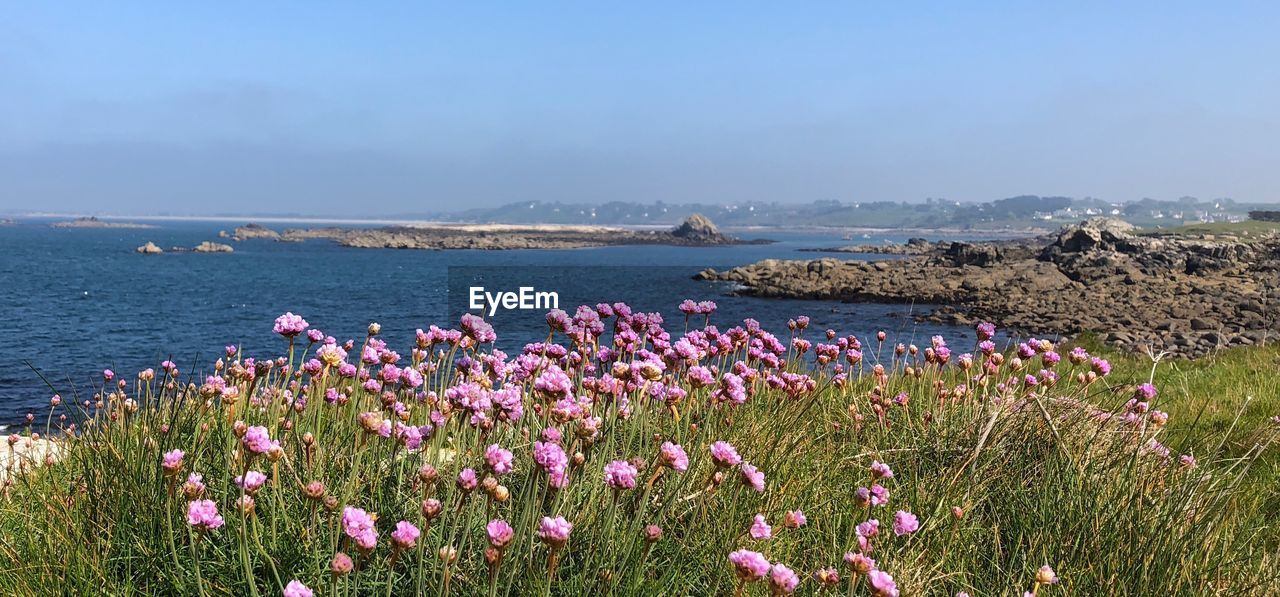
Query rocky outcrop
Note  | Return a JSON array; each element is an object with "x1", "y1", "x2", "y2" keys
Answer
[
  {"x1": 804, "y1": 237, "x2": 940, "y2": 255},
  {"x1": 232, "y1": 223, "x2": 281, "y2": 241},
  {"x1": 258, "y1": 216, "x2": 767, "y2": 250},
  {"x1": 52, "y1": 217, "x2": 153, "y2": 229},
  {"x1": 192, "y1": 241, "x2": 234, "y2": 253},
  {"x1": 135, "y1": 242, "x2": 164, "y2": 254},
  {"x1": 698, "y1": 220, "x2": 1279, "y2": 358}
]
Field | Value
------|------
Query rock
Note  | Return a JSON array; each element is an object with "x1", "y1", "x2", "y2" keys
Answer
[
  {"x1": 232, "y1": 223, "x2": 281, "y2": 241},
  {"x1": 192, "y1": 241, "x2": 234, "y2": 253},
  {"x1": 942, "y1": 242, "x2": 1001, "y2": 266},
  {"x1": 135, "y1": 242, "x2": 164, "y2": 254},
  {"x1": 1190, "y1": 318, "x2": 1214, "y2": 331},
  {"x1": 671, "y1": 214, "x2": 731, "y2": 244}
]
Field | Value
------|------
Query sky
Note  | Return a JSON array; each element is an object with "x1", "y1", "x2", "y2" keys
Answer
[{"x1": 1, "y1": 2, "x2": 1278, "y2": 215}]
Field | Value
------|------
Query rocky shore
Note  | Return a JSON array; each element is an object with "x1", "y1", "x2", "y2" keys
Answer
[
  {"x1": 136, "y1": 241, "x2": 234, "y2": 254},
  {"x1": 223, "y1": 214, "x2": 765, "y2": 250},
  {"x1": 52, "y1": 216, "x2": 154, "y2": 229},
  {"x1": 697, "y1": 218, "x2": 1278, "y2": 357}
]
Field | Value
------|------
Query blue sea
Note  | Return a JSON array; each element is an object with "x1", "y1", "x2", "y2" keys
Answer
[{"x1": 0, "y1": 218, "x2": 992, "y2": 426}]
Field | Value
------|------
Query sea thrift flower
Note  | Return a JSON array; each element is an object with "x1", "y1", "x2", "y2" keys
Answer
[
  {"x1": 330, "y1": 552, "x2": 354, "y2": 575},
  {"x1": 242, "y1": 425, "x2": 279, "y2": 455},
  {"x1": 870, "y1": 460, "x2": 893, "y2": 479},
  {"x1": 769, "y1": 563, "x2": 800, "y2": 594},
  {"x1": 457, "y1": 468, "x2": 479, "y2": 493},
  {"x1": 844, "y1": 552, "x2": 875, "y2": 574},
  {"x1": 740, "y1": 462, "x2": 766, "y2": 492},
  {"x1": 485, "y1": 444, "x2": 515, "y2": 475},
  {"x1": 659, "y1": 442, "x2": 689, "y2": 471},
  {"x1": 537, "y1": 516, "x2": 573, "y2": 547},
  {"x1": 391, "y1": 520, "x2": 420, "y2": 550},
  {"x1": 1035, "y1": 565, "x2": 1059, "y2": 585},
  {"x1": 186, "y1": 499, "x2": 225, "y2": 532},
  {"x1": 486, "y1": 519, "x2": 515, "y2": 549},
  {"x1": 783, "y1": 510, "x2": 806, "y2": 529},
  {"x1": 750, "y1": 514, "x2": 773, "y2": 539},
  {"x1": 1136, "y1": 383, "x2": 1158, "y2": 401},
  {"x1": 161, "y1": 449, "x2": 184, "y2": 475},
  {"x1": 893, "y1": 511, "x2": 919, "y2": 536},
  {"x1": 182, "y1": 473, "x2": 206, "y2": 499},
  {"x1": 273, "y1": 312, "x2": 309, "y2": 337},
  {"x1": 283, "y1": 580, "x2": 313, "y2": 597},
  {"x1": 710, "y1": 441, "x2": 742, "y2": 468},
  {"x1": 341, "y1": 506, "x2": 379, "y2": 551},
  {"x1": 867, "y1": 569, "x2": 899, "y2": 596},
  {"x1": 604, "y1": 460, "x2": 639, "y2": 490},
  {"x1": 729, "y1": 549, "x2": 771, "y2": 581},
  {"x1": 235, "y1": 471, "x2": 267, "y2": 494}
]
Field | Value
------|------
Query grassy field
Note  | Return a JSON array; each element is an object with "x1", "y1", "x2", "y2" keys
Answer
[
  {"x1": 1141, "y1": 220, "x2": 1280, "y2": 239},
  {"x1": 0, "y1": 311, "x2": 1276, "y2": 596}
]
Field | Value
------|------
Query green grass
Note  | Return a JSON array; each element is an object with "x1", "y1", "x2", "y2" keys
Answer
[
  {"x1": 1140, "y1": 220, "x2": 1280, "y2": 239},
  {"x1": 0, "y1": 321, "x2": 1277, "y2": 596}
]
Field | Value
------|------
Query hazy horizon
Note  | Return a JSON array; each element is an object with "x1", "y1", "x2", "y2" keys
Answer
[{"x1": 3, "y1": 3, "x2": 1279, "y2": 215}]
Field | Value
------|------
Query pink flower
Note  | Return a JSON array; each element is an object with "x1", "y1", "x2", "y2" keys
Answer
[
  {"x1": 769, "y1": 563, "x2": 800, "y2": 594},
  {"x1": 283, "y1": 580, "x2": 313, "y2": 597},
  {"x1": 892, "y1": 511, "x2": 919, "y2": 536},
  {"x1": 728, "y1": 549, "x2": 770, "y2": 581},
  {"x1": 486, "y1": 519, "x2": 514, "y2": 549},
  {"x1": 710, "y1": 441, "x2": 742, "y2": 468},
  {"x1": 186, "y1": 499, "x2": 224, "y2": 531},
  {"x1": 750, "y1": 514, "x2": 772, "y2": 539},
  {"x1": 234, "y1": 470, "x2": 267, "y2": 494},
  {"x1": 533, "y1": 441, "x2": 570, "y2": 488},
  {"x1": 273, "y1": 312, "x2": 309, "y2": 337},
  {"x1": 1035, "y1": 565, "x2": 1059, "y2": 585},
  {"x1": 341, "y1": 506, "x2": 378, "y2": 551},
  {"x1": 161, "y1": 449, "x2": 184, "y2": 474},
  {"x1": 783, "y1": 510, "x2": 806, "y2": 529},
  {"x1": 330, "y1": 552, "x2": 354, "y2": 575},
  {"x1": 870, "y1": 460, "x2": 893, "y2": 479},
  {"x1": 603, "y1": 460, "x2": 638, "y2": 490},
  {"x1": 242, "y1": 426, "x2": 279, "y2": 455},
  {"x1": 457, "y1": 468, "x2": 479, "y2": 492},
  {"x1": 391, "y1": 520, "x2": 420, "y2": 550},
  {"x1": 659, "y1": 442, "x2": 689, "y2": 472},
  {"x1": 844, "y1": 552, "x2": 875, "y2": 574},
  {"x1": 740, "y1": 462, "x2": 765, "y2": 492},
  {"x1": 485, "y1": 444, "x2": 515, "y2": 475},
  {"x1": 868, "y1": 569, "x2": 899, "y2": 596},
  {"x1": 537, "y1": 515, "x2": 573, "y2": 546}
]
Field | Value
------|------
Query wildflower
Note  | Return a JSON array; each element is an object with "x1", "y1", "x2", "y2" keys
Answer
[
  {"x1": 728, "y1": 549, "x2": 771, "y2": 581},
  {"x1": 330, "y1": 552, "x2": 354, "y2": 576},
  {"x1": 273, "y1": 312, "x2": 309, "y2": 337},
  {"x1": 457, "y1": 468, "x2": 479, "y2": 493},
  {"x1": 814, "y1": 567, "x2": 840, "y2": 587},
  {"x1": 870, "y1": 460, "x2": 893, "y2": 479},
  {"x1": 976, "y1": 322, "x2": 996, "y2": 340},
  {"x1": 341, "y1": 506, "x2": 379, "y2": 552},
  {"x1": 485, "y1": 444, "x2": 515, "y2": 475},
  {"x1": 186, "y1": 499, "x2": 225, "y2": 532},
  {"x1": 710, "y1": 441, "x2": 742, "y2": 468},
  {"x1": 869, "y1": 484, "x2": 889, "y2": 506},
  {"x1": 893, "y1": 511, "x2": 919, "y2": 536},
  {"x1": 421, "y1": 498, "x2": 443, "y2": 521},
  {"x1": 236, "y1": 495, "x2": 256, "y2": 515},
  {"x1": 182, "y1": 473, "x2": 206, "y2": 499},
  {"x1": 486, "y1": 519, "x2": 514, "y2": 549},
  {"x1": 537, "y1": 515, "x2": 573, "y2": 547},
  {"x1": 235, "y1": 471, "x2": 268, "y2": 494},
  {"x1": 844, "y1": 552, "x2": 875, "y2": 574},
  {"x1": 1180, "y1": 454, "x2": 1197, "y2": 468},
  {"x1": 867, "y1": 569, "x2": 899, "y2": 596},
  {"x1": 1035, "y1": 565, "x2": 1059, "y2": 585},
  {"x1": 242, "y1": 426, "x2": 279, "y2": 455},
  {"x1": 750, "y1": 514, "x2": 773, "y2": 539},
  {"x1": 659, "y1": 441, "x2": 689, "y2": 471},
  {"x1": 161, "y1": 449, "x2": 184, "y2": 475},
  {"x1": 769, "y1": 563, "x2": 800, "y2": 594},
  {"x1": 283, "y1": 580, "x2": 314, "y2": 597},
  {"x1": 604, "y1": 460, "x2": 639, "y2": 490},
  {"x1": 740, "y1": 462, "x2": 766, "y2": 492},
  {"x1": 391, "y1": 520, "x2": 420, "y2": 550},
  {"x1": 643, "y1": 524, "x2": 663, "y2": 543},
  {"x1": 783, "y1": 510, "x2": 806, "y2": 529}
]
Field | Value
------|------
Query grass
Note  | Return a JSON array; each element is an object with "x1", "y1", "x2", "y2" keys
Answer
[
  {"x1": 0, "y1": 312, "x2": 1277, "y2": 596},
  {"x1": 1140, "y1": 220, "x2": 1280, "y2": 240}
]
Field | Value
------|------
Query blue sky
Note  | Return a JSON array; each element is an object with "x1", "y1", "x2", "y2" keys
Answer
[{"x1": 1, "y1": 2, "x2": 1278, "y2": 214}]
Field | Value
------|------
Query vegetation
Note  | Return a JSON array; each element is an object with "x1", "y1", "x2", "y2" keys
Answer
[
  {"x1": 1142, "y1": 219, "x2": 1280, "y2": 240},
  {"x1": 0, "y1": 307, "x2": 1276, "y2": 596}
]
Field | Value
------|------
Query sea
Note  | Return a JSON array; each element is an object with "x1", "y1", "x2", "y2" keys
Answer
[{"x1": 0, "y1": 218, "x2": 1000, "y2": 426}]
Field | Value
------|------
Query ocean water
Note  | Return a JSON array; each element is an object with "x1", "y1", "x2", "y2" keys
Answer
[{"x1": 0, "y1": 219, "x2": 987, "y2": 425}]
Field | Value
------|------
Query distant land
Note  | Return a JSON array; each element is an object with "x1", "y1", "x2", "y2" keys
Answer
[{"x1": 9, "y1": 195, "x2": 1279, "y2": 231}]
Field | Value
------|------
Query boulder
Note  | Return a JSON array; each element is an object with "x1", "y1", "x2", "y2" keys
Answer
[
  {"x1": 192, "y1": 241, "x2": 234, "y2": 253},
  {"x1": 671, "y1": 214, "x2": 730, "y2": 244},
  {"x1": 135, "y1": 241, "x2": 163, "y2": 254}
]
